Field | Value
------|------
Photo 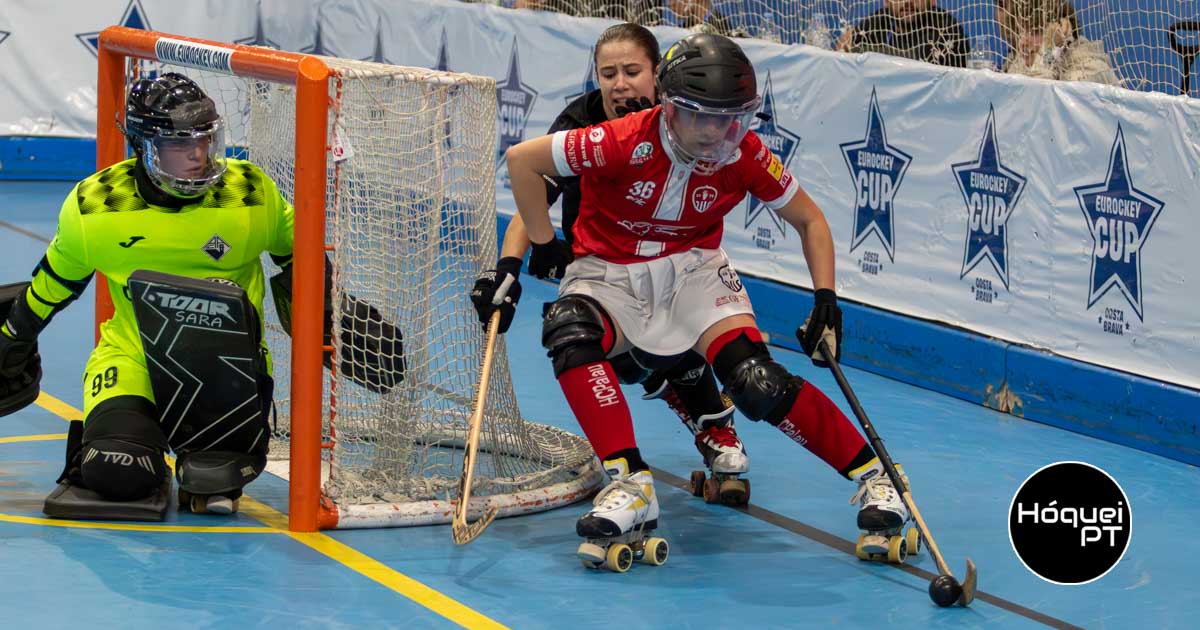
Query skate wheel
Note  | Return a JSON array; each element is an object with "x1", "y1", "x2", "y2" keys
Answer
[
  {"x1": 701, "y1": 477, "x2": 720, "y2": 504},
  {"x1": 177, "y1": 489, "x2": 192, "y2": 511},
  {"x1": 688, "y1": 471, "x2": 706, "y2": 497},
  {"x1": 854, "y1": 533, "x2": 871, "y2": 561},
  {"x1": 606, "y1": 543, "x2": 634, "y2": 573},
  {"x1": 578, "y1": 542, "x2": 606, "y2": 569},
  {"x1": 206, "y1": 496, "x2": 238, "y2": 515},
  {"x1": 887, "y1": 535, "x2": 908, "y2": 564},
  {"x1": 742, "y1": 477, "x2": 750, "y2": 504},
  {"x1": 719, "y1": 478, "x2": 748, "y2": 506},
  {"x1": 906, "y1": 527, "x2": 921, "y2": 556},
  {"x1": 189, "y1": 495, "x2": 209, "y2": 514},
  {"x1": 640, "y1": 537, "x2": 669, "y2": 566}
]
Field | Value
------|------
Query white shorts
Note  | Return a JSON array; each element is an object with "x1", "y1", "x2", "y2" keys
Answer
[{"x1": 558, "y1": 248, "x2": 755, "y2": 357}]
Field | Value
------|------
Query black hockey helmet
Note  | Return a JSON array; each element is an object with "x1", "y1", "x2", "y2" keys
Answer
[
  {"x1": 124, "y1": 72, "x2": 226, "y2": 198},
  {"x1": 656, "y1": 34, "x2": 761, "y2": 173}
]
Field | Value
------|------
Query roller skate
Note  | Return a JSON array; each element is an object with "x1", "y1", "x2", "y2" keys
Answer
[
  {"x1": 686, "y1": 408, "x2": 751, "y2": 506},
  {"x1": 177, "y1": 488, "x2": 239, "y2": 515},
  {"x1": 850, "y1": 461, "x2": 920, "y2": 564},
  {"x1": 576, "y1": 458, "x2": 669, "y2": 573}
]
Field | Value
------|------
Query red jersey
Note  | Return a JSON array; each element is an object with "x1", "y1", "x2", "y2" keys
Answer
[{"x1": 549, "y1": 106, "x2": 799, "y2": 263}]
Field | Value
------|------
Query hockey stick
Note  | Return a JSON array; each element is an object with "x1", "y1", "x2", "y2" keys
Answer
[
  {"x1": 452, "y1": 275, "x2": 515, "y2": 544},
  {"x1": 818, "y1": 338, "x2": 977, "y2": 607}
]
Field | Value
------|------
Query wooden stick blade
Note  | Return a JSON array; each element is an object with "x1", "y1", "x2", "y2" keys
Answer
[
  {"x1": 957, "y1": 558, "x2": 977, "y2": 607},
  {"x1": 452, "y1": 505, "x2": 499, "y2": 545}
]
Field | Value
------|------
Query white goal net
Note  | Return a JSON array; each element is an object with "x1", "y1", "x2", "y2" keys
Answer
[{"x1": 128, "y1": 53, "x2": 601, "y2": 528}]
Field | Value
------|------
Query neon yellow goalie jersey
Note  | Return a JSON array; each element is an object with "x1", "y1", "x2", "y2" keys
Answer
[{"x1": 32, "y1": 158, "x2": 294, "y2": 366}]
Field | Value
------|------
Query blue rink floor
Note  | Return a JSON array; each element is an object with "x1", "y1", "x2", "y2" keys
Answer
[{"x1": 1, "y1": 181, "x2": 1196, "y2": 629}]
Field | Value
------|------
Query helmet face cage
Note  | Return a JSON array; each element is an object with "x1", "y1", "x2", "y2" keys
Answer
[
  {"x1": 139, "y1": 120, "x2": 227, "y2": 198},
  {"x1": 661, "y1": 93, "x2": 761, "y2": 174},
  {"x1": 124, "y1": 73, "x2": 227, "y2": 199}
]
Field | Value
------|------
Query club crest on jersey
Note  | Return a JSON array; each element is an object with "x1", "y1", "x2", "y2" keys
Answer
[
  {"x1": 1073, "y1": 124, "x2": 1164, "y2": 322},
  {"x1": 951, "y1": 105, "x2": 1026, "y2": 292},
  {"x1": 203, "y1": 234, "x2": 231, "y2": 261},
  {"x1": 718, "y1": 265, "x2": 743, "y2": 292},
  {"x1": 840, "y1": 88, "x2": 911, "y2": 264},
  {"x1": 744, "y1": 72, "x2": 799, "y2": 250},
  {"x1": 630, "y1": 141, "x2": 654, "y2": 166},
  {"x1": 692, "y1": 185, "x2": 718, "y2": 213}
]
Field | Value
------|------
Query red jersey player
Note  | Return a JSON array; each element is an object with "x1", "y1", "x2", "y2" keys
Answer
[{"x1": 504, "y1": 33, "x2": 910, "y2": 571}]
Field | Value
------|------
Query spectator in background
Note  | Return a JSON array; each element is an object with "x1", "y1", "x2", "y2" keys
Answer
[
  {"x1": 836, "y1": 0, "x2": 969, "y2": 68},
  {"x1": 665, "y1": 0, "x2": 735, "y2": 36},
  {"x1": 998, "y1": 0, "x2": 1119, "y2": 85}
]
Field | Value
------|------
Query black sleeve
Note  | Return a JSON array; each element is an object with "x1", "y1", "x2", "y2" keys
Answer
[{"x1": 853, "y1": 12, "x2": 892, "y2": 48}]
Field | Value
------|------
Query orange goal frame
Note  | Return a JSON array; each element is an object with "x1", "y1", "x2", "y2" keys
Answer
[{"x1": 95, "y1": 25, "x2": 332, "y2": 532}]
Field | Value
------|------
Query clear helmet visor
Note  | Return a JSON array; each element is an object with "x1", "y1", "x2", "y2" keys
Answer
[
  {"x1": 141, "y1": 120, "x2": 227, "y2": 198},
  {"x1": 662, "y1": 95, "x2": 761, "y2": 173}
]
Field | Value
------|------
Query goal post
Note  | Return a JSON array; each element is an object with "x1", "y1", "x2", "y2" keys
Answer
[{"x1": 94, "y1": 25, "x2": 601, "y2": 532}]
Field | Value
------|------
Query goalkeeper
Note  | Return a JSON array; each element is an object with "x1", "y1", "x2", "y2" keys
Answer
[{"x1": 0, "y1": 72, "x2": 402, "y2": 520}]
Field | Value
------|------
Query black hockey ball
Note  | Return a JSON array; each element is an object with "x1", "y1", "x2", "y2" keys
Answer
[{"x1": 929, "y1": 574, "x2": 962, "y2": 607}]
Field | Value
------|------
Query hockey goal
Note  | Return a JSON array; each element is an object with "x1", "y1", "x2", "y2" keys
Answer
[{"x1": 94, "y1": 26, "x2": 601, "y2": 532}]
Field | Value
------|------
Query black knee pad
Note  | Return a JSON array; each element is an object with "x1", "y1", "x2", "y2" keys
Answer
[
  {"x1": 541, "y1": 295, "x2": 610, "y2": 377},
  {"x1": 176, "y1": 450, "x2": 266, "y2": 497},
  {"x1": 615, "y1": 348, "x2": 688, "y2": 387},
  {"x1": 79, "y1": 398, "x2": 169, "y2": 502},
  {"x1": 711, "y1": 333, "x2": 803, "y2": 423}
]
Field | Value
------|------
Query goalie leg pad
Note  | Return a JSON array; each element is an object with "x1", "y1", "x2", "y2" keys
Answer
[
  {"x1": 42, "y1": 397, "x2": 171, "y2": 521},
  {"x1": 175, "y1": 450, "x2": 266, "y2": 498},
  {"x1": 128, "y1": 270, "x2": 270, "y2": 455}
]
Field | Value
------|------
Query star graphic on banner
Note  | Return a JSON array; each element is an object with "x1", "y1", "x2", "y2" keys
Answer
[
  {"x1": 744, "y1": 71, "x2": 799, "y2": 236},
  {"x1": 235, "y1": 7, "x2": 280, "y2": 49},
  {"x1": 951, "y1": 105, "x2": 1026, "y2": 289},
  {"x1": 77, "y1": 0, "x2": 150, "y2": 58},
  {"x1": 361, "y1": 18, "x2": 388, "y2": 63},
  {"x1": 565, "y1": 46, "x2": 598, "y2": 105},
  {"x1": 839, "y1": 88, "x2": 911, "y2": 261},
  {"x1": 1073, "y1": 124, "x2": 1164, "y2": 321},
  {"x1": 496, "y1": 39, "x2": 539, "y2": 166},
  {"x1": 435, "y1": 28, "x2": 450, "y2": 71}
]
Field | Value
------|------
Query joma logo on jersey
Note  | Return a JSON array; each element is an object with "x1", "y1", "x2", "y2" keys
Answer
[
  {"x1": 840, "y1": 88, "x2": 911, "y2": 263},
  {"x1": 149, "y1": 291, "x2": 236, "y2": 327},
  {"x1": 952, "y1": 106, "x2": 1026, "y2": 291},
  {"x1": 1073, "y1": 125, "x2": 1164, "y2": 321}
]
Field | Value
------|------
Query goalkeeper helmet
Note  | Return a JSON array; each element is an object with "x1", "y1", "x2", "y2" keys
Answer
[
  {"x1": 124, "y1": 72, "x2": 226, "y2": 198},
  {"x1": 656, "y1": 34, "x2": 760, "y2": 174}
]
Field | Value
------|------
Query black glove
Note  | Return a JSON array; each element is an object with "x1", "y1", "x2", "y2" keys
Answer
[
  {"x1": 613, "y1": 96, "x2": 655, "y2": 117},
  {"x1": 470, "y1": 256, "x2": 523, "y2": 334},
  {"x1": 796, "y1": 288, "x2": 842, "y2": 367},
  {"x1": 1, "y1": 283, "x2": 43, "y2": 416},
  {"x1": 528, "y1": 238, "x2": 574, "y2": 280}
]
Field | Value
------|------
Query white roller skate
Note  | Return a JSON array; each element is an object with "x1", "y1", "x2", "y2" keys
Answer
[
  {"x1": 576, "y1": 458, "x2": 669, "y2": 573},
  {"x1": 686, "y1": 407, "x2": 751, "y2": 506},
  {"x1": 850, "y1": 461, "x2": 920, "y2": 564}
]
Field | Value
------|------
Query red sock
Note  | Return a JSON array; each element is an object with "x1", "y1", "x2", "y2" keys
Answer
[
  {"x1": 557, "y1": 361, "x2": 636, "y2": 460},
  {"x1": 777, "y1": 383, "x2": 867, "y2": 472}
]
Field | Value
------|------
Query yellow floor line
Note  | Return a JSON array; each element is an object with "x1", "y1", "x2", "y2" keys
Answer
[
  {"x1": 0, "y1": 433, "x2": 67, "y2": 444},
  {"x1": 0, "y1": 513, "x2": 277, "y2": 533},
  {"x1": 26, "y1": 389, "x2": 508, "y2": 629}
]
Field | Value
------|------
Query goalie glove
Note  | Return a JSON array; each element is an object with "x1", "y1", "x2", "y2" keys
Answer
[
  {"x1": 527, "y1": 238, "x2": 574, "y2": 280},
  {"x1": 613, "y1": 96, "x2": 655, "y2": 118},
  {"x1": 0, "y1": 283, "x2": 43, "y2": 417}
]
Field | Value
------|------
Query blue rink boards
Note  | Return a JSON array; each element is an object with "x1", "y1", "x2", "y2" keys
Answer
[{"x1": 0, "y1": 181, "x2": 1195, "y2": 629}]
